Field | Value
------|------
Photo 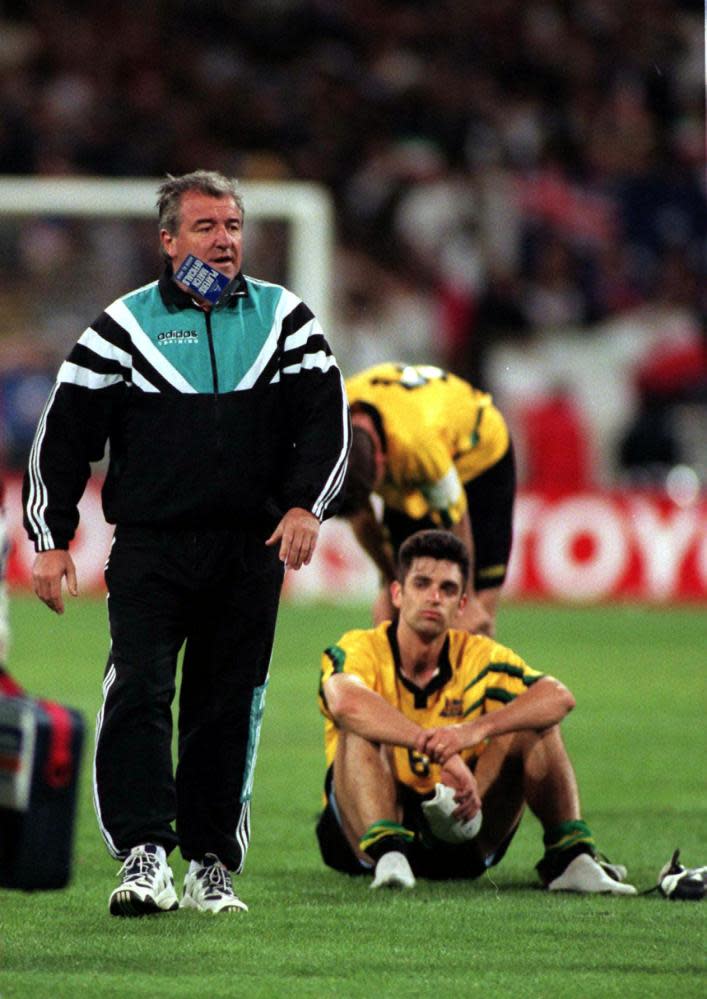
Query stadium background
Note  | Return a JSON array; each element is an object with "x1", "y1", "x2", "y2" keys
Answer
[
  {"x1": 0, "y1": 0, "x2": 704, "y2": 602},
  {"x1": 0, "y1": 7, "x2": 705, "y2": 996}
]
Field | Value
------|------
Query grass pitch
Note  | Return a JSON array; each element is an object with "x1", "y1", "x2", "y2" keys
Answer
[{"x1": 0, "y1": 595, "x2": 704, "y2": 998}]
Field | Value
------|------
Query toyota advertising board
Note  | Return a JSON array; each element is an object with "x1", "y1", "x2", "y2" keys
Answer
[{"x1": 4, "y1": 477, "x2": 706, "y2": 604}]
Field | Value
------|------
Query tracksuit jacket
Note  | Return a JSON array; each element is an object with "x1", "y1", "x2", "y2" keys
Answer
[
  {"x1": 23, "y1": 268, "x2": 351, "y2": 550},
  {"x1": 22, "y1": 266, "x2": 350, "y2": 869}
]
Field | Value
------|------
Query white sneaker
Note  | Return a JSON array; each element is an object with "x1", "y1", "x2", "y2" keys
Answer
[
  {"x1": 109, "y1": 844, "x2": 179, "y2": 917},
  {"x1": 598, "y1": 859, "x2": 628, "y2": 883},
  {"x1": 548, "y1": 853, "x2": 637, "y2": 895},
  {"x1": 370, "y1": 851, "x2": 416, "y2": 890},
  {"x1": 180, "y1": 854, "x2": 248, "y2": 913},
  {"x1": 658, "y1": 849, "x2": 707, "y2": 900}
]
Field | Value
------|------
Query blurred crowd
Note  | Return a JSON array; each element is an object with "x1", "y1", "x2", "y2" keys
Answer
[{"x1": 0, "y1": 0, "x2": 704, "y2": 486}]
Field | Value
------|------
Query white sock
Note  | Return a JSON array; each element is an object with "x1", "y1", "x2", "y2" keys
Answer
[
  {"x1": 154, "y1": 844, "x2": 167, "y2": 865},
  {"x1": 189, "y1": 859, "x2": 202, "y2": 875}
]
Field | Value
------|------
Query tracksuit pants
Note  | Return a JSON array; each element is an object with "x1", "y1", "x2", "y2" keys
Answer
[{"x1": 94, "y1": 524, "x2": 284, "y2": 871}]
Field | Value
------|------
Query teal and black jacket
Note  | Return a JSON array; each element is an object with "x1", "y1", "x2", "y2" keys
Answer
[{"x1": 23, "y1": 269, "x2": 351, "y2": 551}]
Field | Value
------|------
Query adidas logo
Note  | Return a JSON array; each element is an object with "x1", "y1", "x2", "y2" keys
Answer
[{"x1": 157, "y1": 330, "x2": 198, "y2": 344}]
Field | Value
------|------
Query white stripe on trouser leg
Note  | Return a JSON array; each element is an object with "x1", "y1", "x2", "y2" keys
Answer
[
  {"x1": 93, "y1": 660, "x2": 120, "y2": 857},
  {"x1": 234, "y1": 802, "x2": 251, "y2": 874}
]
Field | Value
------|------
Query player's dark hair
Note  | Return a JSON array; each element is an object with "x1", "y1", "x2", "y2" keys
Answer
[
  {"x1": 157, "y1": 170, "x2": 245, "y2": 257},
  {"x1": 338, "y1": 425, "x2": 377, "y2": 517},
  {"x1": 398, "y1": 530, "x2": 469, "y2": 589}
]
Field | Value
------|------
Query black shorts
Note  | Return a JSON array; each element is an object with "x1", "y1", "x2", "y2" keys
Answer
[
  {"x1": 315, "y1": 766, "x2": 518, "y2": 881},
  {"x1": 383, "y1": 444, "x2": 516, "y2": 591}
]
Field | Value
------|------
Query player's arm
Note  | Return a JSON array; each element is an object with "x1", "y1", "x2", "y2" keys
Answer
[
  {"x1": 347, "y1": 502, "x2": 398, "y2": 623},
  {"x1": 420, "y1": 459, "x2": 491, "y2": 635},
  {"x1": 348, "y1": 504, "x2": 397, "y2": 583},
  {"x1": 23, "y1": 343, "x2": 123, "y2": 612},
  {"x1": 447, "y1": 511, "x2": 492, "y2": 635},
  {"x1": 275, "y1": 315, "x2": 351, "y2": 524},
  {"x1": 417, "y1": 676, "x2": 576, "y2": 764},
  {"x1": 322, "y1": 672, "x2": 423, "y2": 748}
]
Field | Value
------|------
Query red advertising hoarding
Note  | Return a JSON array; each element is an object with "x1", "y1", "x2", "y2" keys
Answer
[{"x1": 5, "y1": 476, "x2": 706, "y2": 603}]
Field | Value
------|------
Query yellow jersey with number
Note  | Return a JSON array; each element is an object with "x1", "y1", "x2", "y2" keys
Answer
[
  {"x1": 345, "y1": 363, "x2": 509, "y2": 526},
  {"x1": 319, "y1": 622, "x2": 543, "y2": 796}
]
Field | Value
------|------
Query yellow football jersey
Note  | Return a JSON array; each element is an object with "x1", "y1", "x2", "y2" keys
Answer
[
  {"x1": 319, "y1": 622, "x2": 544, "y2": 796},
  {"x1": 345, "y1": 363, "x2": 510, "y2": 525}
]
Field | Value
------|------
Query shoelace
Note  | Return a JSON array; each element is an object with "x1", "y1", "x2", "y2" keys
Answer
[
  {"x1": 201, "y1": 859, "x2": 235, "y2": 897},
  {"x1": 117, "y1": 850, "x2": 160, "y2": 886}
]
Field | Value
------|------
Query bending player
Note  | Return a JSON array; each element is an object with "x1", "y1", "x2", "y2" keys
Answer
[
  {"x1": 316, "y1": 529, "x2": 635, "y2": 894},
  {"x1": 340, "y1": 363, "x2": 515, "y2": 637}
]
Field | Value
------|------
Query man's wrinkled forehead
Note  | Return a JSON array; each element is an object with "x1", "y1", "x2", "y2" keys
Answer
[{"x1": 178, "y1": 191, "x2": 242, "y2": 222}]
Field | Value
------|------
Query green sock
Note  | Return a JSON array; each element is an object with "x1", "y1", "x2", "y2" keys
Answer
[
  {"x1": 543, "y1": 819, "x2": 596, "y2": 856},
  {"x1": 359, "y1": 820, "x2": 414, "y2": 862},
  {"x1": 536, "y1": 819, "x2": 597, "y2": 884}
]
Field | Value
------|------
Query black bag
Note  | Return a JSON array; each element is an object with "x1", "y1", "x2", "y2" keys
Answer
[{"x1": 0, "y1": 668, "x2": 85, "y2": 890}]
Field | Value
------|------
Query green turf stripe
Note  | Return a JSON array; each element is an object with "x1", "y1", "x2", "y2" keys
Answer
[{"x1": 5, "y1": 597, "x2": 705, "y2": 990}]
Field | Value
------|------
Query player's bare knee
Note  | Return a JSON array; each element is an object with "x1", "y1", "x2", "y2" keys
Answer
[
  {"x1": 489, "y1": 730, "x2": 525, "y2": 759},
  {"x1": 515, "y1": 722, "x2": 568, "y2": 757},
  {"x1": 336, "y1": 730, "x2": 390, "y2": 781}
]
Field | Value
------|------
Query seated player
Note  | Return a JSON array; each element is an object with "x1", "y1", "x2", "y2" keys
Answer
[
  {"x1": 341, "y1": 363, "x2": 516, "y2": 637},
  {"x1": 316, "y1": 529, "x2": 635, "y2": 894}
]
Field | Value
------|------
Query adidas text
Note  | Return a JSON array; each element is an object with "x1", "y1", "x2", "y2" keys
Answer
[{"x1": 157, "y1": 330, "x2": 199, "y2": 344}]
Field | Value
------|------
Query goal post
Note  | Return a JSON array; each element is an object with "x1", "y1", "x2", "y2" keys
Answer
[{"x1": 0, "y1": 176, "x2": 335, "y2": 331}]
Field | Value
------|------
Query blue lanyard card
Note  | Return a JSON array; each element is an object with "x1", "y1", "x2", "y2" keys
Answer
[{"x1": 174, "y1": 254, "x2": 232, "y2": 305}]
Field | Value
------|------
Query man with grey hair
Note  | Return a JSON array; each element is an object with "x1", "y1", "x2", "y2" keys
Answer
[
  {"x1": 23, "y1": 170, "x2": 350, "y2": 916},
  {"x1": 156, "y1": 170, "x2": 245, "y2": 250}
]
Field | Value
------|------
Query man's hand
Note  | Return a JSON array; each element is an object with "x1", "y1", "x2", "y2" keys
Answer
[
  {"x1": 416, "y1": 719, "x2": 486, "y2": 765},
  {"x1": 439, "y1": 754, "x2": 482, "y2": 821},
  {"x1": 32, "y1": 549, "x2": 78, "y2": 615},
  {"x1": 266, "y1": 507, "x2": 320, "y2": 570}
]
